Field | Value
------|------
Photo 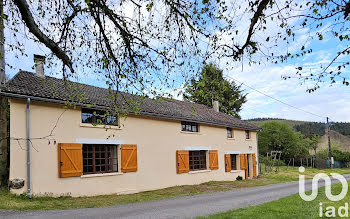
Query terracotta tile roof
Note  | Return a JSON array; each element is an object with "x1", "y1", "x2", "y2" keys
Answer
[{"x1": 2, "y1": 71, "x2": 260, "y2": 130}]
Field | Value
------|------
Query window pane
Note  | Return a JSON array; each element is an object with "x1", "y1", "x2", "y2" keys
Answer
[
  {"x1": 231, "y1": 155, "x2": 237, "y2": 170},
  {"x1": 181, "y1": 121, "x2": 198, "y2": 132},
  {"x1": 106, "y1": 116, "x2": 117, "y2": 125},
  {"x1": 95, "y1": 113, "x2": 104, "y2": 124},
  {"x1": 82, "y1": 112, "x2": 93, "y2": 123},
  {"x1": 101, "y1": 165, "x2": 106, "y2": 172},
  {"x1": 83, "y1": 144, "x2": 118, "y2": 175},
  {"x1": 192, "y1": 124, "x2": 197, "y2": 132},
  {"x1": 227, "y1": 128, "x2": 232, "y2": 138},
  {"x1": 82, "y1": 109, "x2": 118, "y2": 125},
  {"x1": 109, "y1": 146, "x2": 118, "y2": 172},
  {"x1": 87, "y1": 166, "x2": 93, "y2": 173},
  {"x1": 189, "y1": 150, "x2": 206, "y2": 171}
]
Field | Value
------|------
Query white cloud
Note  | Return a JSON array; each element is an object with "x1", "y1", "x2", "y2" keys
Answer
[{"x1": 227, "y1": 62, "x2": 350, "y2": 122}]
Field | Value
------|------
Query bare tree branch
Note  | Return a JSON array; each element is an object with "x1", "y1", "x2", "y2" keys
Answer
[
  {"x1": 239, "y1": 0, "x2": 271, "y2": 54},
  {"x1": 13, "y1": 0, "x2": 74, "y2": 73}
]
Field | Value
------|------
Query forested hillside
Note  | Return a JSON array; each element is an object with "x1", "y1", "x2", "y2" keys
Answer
[
  {"x1": 246, "y1": 118, "x2": 350, "y2": 137},
  {"x1": 294, "y1": 122, "x2": 350, "y2": 138},
  {"x1": 331, "y1": 123, "x2": 350, "y2": 137},
  {"x1": 317, "y1": 131, "x2": 350, "y2": 153},
  {"x1": 246, "y1": 118, "x2": 306, "y2": 129},
  {"x1": 294, "y1": 122, "x2": 325, "y2": 137}
]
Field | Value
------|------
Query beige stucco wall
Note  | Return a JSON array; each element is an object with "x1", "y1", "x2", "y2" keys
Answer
[{"x1": 9, "y1": 99, "x2": 258, "y2": 197}]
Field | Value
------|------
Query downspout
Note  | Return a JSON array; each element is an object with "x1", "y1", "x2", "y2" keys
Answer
[
  {"x1": 256, "y1": 131, "x2": 260, "y2": 175},
  {"x1": 26, "y1": 98, "x2": 31, "y2": 199}
]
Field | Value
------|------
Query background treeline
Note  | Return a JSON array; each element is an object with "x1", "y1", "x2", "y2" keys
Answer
[
  {"x1": 246, "y1": 118, "x2": 286, "y2": 121},
  {"x1": 246, "y1": 118, "x2": 350, "y2": 137},
  {"x1": 294, "y1": 122, "x2": 325, "y2": 137},
  {"x1": 294, "y1": 122, "x2": 350, "y2": 137},
  {"x1": 330, "y1": 122, "x2": 350, "y2": 137}
]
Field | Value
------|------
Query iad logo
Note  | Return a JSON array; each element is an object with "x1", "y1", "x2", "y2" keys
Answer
[
  {"x1": 298, "y1": 166, "x2": 349, "y2": 217},
  {"x1": 298, "y1": 166, "x2": 348, "y2": 201}
]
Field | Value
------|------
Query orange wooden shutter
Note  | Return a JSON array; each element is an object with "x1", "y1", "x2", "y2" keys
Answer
[
  {"x1": 225, "y1": 154, "x2": 231, "y2": 172},
  {"x1": 240, "y1": 154, "x2": 245, "y2": 171},
  {"x1": 245, "y1": 155, "x2": 249, "y2": 179},
  {"x1": 121, "y1": 144, "x2": 137, "y2": 172},
  {"x1": 58, "y1": 143, "x2": 83, "y2": 178},
  {"x1": 252, "y1": 153, "x2": 257, "y2": 178},
  {"x1": 209, "y1": 150, "x2": 219, "y2": 170},
  {"x1": 241, "y1": 154, "x2": 248, "y2": 179},
  {"x1": 176, "y1": 150, "x2": 189, "y2": 173}
]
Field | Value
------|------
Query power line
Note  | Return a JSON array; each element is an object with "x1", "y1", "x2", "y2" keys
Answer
[
  {"x1": 243, "y1": 106, "x2": 275, "y2": 118},
  {"x1": 169, "y1": 73, "x2": 328, "y2": 121},
  {"x1": 225, "y1": 75, "x2": 327, "y2": 120},
  {"x1": 243, "y1": 105, "x2": 303, "y2": 121}
]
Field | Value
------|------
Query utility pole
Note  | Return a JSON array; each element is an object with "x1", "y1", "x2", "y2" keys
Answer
[
  {"x1": 0, "y1": 0, "x2": 8, "y2": 186},
  {"x1": 327, "y1": 117, "x2": 332, "y2": 168},
  {"x1": 0, "y1": 0, "x2": 4, "y2": 83}
]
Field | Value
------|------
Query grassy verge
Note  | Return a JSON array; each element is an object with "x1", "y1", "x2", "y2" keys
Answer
[
  {"x1": 261, "y1": 165, "x2": 350, "y2": 182},
  {"x1": 1, "y1": 166, "x2": 349, "y2": 211},
  {"x1": 199, "y1": 182, "x2": 348, "y2": 219}
]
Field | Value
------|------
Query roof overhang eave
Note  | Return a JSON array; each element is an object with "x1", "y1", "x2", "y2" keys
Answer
[{"x1": 1, "y1": 91, "x2": 261, "y2": 131}]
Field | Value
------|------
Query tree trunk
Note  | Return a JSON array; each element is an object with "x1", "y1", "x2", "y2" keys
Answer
[{"x1": 0, "y1": 96, "x2": 8, "y2": 187}]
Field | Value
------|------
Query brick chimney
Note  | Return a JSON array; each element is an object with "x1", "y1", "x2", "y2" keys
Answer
[
  {"x1": 213, "y1": 100, "x2": 219, "y2": 112},
  {"x1": 34, "y1": 54, "x2": 45, "y2": 77}
]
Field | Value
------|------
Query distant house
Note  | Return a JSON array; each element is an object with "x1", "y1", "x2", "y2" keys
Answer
[{"x1": 2, "y1": 57, "x2": 260, "y2": 197}]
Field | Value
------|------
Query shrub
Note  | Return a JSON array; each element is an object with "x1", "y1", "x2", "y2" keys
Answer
[
  {"x1": 236, "y1": 176, "x2": 243, "y2": 181},
  {"x1": 317, "y1": 148, "x2": 350, "y2": 162},
  {"x1": 259, "y1": 155, "x2": 286, "y2": 166}
]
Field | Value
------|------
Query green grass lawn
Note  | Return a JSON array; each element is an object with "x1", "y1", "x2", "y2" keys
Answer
[
  {"x1": 1, "y1": 166, "x2": 350, "y2": 211},
  {"x1": 199, "y1": 182, "x2": 349, "y2": 219}
]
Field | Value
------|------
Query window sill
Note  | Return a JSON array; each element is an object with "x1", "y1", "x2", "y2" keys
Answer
[
  {"x1": 189, "y1": 169, "x2": 211, "y2": 174},
  {"x1": 227, "y1": 138, "x2": 235, "y2": 140},
  {"x1": 245, "y1": 139, "x2": 252, "y2": 141},
  {"x1": 80, "y1": 123, "x2": 122, "y2": 130},
  {"x1": 81, "y1": 172, "x2": 123, "y2": 178},
  {"x1": 180, "y1": 131, "x2": 201, "y2": 135},
  {"x1": 230, "y1": 170, "x2": 242, "y2": 173}
]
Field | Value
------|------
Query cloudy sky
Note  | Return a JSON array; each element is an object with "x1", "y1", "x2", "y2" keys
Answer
[
  {"x1": 5, "y1": 1, "x2": 350, "y2": 123},
  {"x1": 229, "y1": 22, "x2": 350, "y2": 123}
]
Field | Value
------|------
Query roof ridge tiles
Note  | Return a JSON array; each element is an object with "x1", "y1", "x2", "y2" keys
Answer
[{"x1": 2, "y1": 71, "x2": 260, "y2": 131}]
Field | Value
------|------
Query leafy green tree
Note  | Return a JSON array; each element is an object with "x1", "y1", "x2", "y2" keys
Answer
[
  {"x1": 309, "y1": 135, "x2": 321, "y2": 155},
  {"x1": 183, "y1": 64, "x2": 246, "y2": 118},
  {"x1": 288, "y1": 132, "x2": 311, "y2": 159},
  {"x1": 259, "y1": 121, "x2": 310, "y2": 159}
]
